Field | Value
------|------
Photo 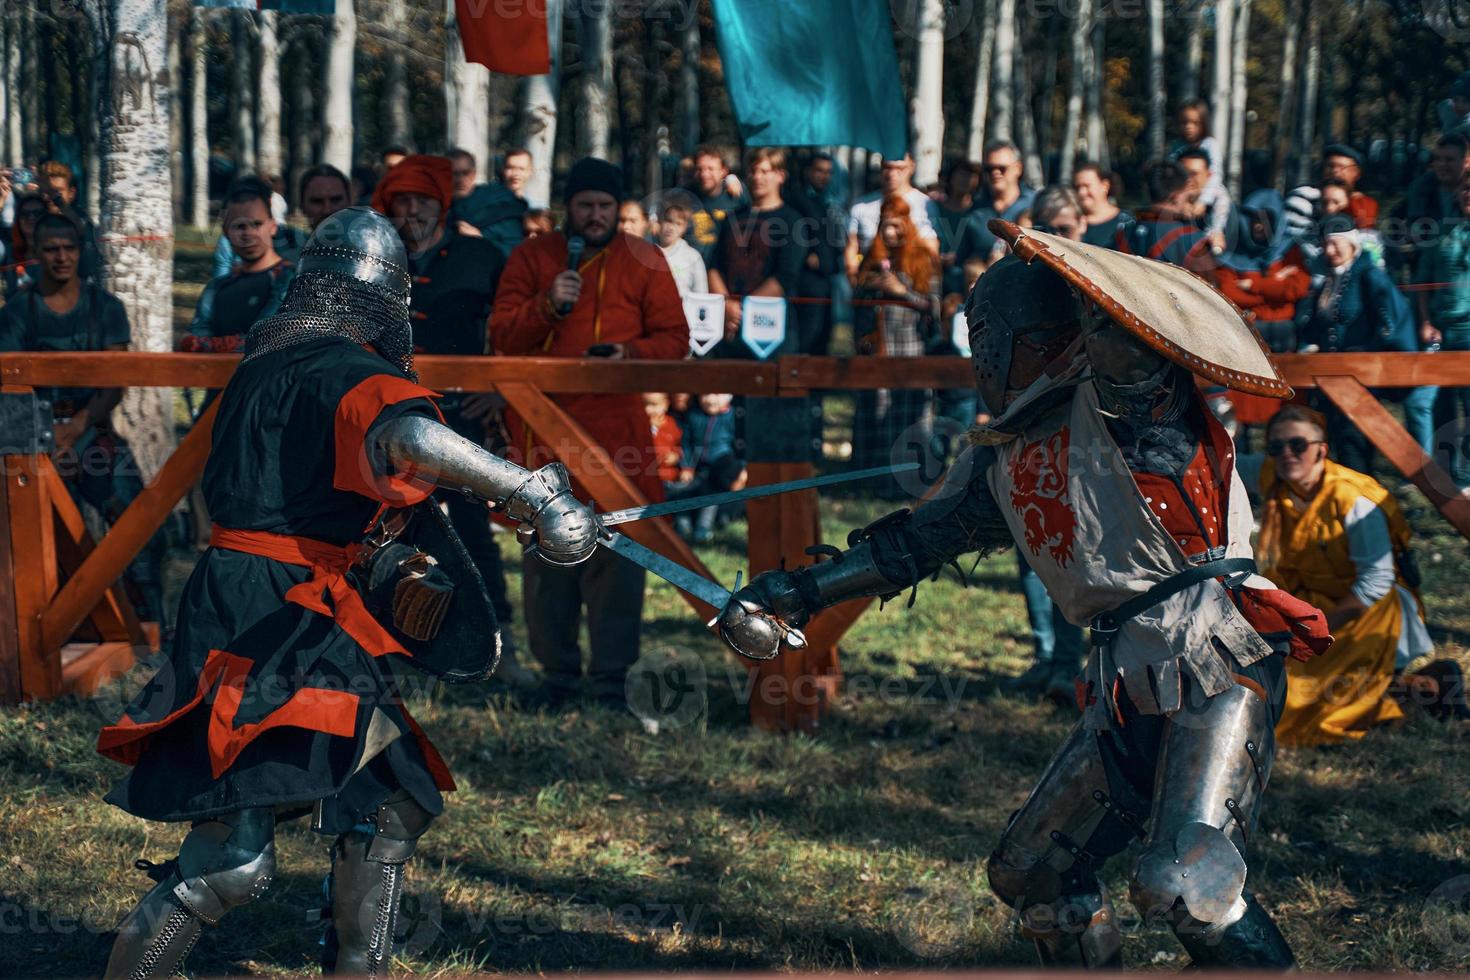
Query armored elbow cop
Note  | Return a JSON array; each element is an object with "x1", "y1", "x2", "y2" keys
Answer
[{"x1": 503, "y1": 462, "x2": 598, "y2": 566}]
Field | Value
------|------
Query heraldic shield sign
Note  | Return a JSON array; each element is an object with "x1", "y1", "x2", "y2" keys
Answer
[
  {"x1": 988, "y1": 219, "x2": 1293, "y2": 399},
  {"x1": 354, "y1": 503, "x2": 501, "y2": 683}
]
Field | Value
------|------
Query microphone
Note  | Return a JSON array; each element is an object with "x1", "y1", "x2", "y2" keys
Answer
[{"x1": 560, "y1": 235, "x2": 586, "y2": 316}]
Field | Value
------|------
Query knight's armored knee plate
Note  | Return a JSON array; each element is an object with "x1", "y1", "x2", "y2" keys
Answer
[
  {"x1": 1130, "y1": 682, "x2": 1274, "y2": 926},
  {"x1": 104, "y1": 808, "x2": 275, "y2": 980},
  {"x1": 324, "y1": 792, "x2": 435, "y2": 977}
]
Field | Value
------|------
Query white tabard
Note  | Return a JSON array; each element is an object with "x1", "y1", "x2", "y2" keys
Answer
[{"x1": 985, "y1": 380, "x2": 1275, "y2": 728}]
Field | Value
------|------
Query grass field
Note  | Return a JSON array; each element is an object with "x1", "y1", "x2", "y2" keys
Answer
[{"x1": 1, "y1": 241, "x2": 1468, "y2": 975}]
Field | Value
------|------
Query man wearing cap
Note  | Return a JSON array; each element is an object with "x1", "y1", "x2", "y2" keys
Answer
[
  {"x1": 491, "y1": 157, "x2": 689, "y2": 704},
  {"x1": 1322, "y1": 144, "x2": 1378, "y2": 231},
  {"x1": 372, "y1": 154, "x2": 532, "y2": 686}
]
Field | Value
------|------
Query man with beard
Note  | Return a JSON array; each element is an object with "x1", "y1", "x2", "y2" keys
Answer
[
  {"x1": 96, "y1": 208, "x2": 598, "y2": 978},
  {"x1": 184, "y1": 178, "x2": 295, "y2": 353},
  {"x1": 371, "y1": 154, "x2": 532, "y2": 686},
  {"x1": 0, "y1": 213, "x2": 167, "y2": 624},
  {"x1": 716, "y1": 225, "x2": 1332, "y2": 969},
  {"x1": 491, "y1": 157, "x2": 689, "y2": 704}
]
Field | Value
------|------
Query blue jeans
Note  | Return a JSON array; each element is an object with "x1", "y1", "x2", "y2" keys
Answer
[
  {"x1": 1403, "y1": 384, "x2": 1440, "y2": 454},
  {"x1": 1017, "y1": 554, "x2": 1084, "y2": 670}
]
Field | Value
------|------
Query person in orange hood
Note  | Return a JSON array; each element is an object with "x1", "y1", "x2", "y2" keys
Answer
[{"x1": 490, "y1": 157, "x2": 689, "y2": 703}]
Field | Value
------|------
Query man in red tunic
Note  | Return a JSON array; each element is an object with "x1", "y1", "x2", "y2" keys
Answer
[{"x1": 491, "y1": 157, "x2": 689, "y2": 703}]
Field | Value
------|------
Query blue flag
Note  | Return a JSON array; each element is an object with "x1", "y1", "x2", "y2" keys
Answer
[
  {"x1": 196, "y1": 1, "x2": 336, "y2": 12},
  {"x1": 711, "y1": 0, "x2": 908, "y2": 158}
]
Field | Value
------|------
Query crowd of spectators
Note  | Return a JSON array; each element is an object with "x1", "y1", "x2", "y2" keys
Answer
[{"x1": 5, "y1": 71, "x2": 1470, "y2": 724}]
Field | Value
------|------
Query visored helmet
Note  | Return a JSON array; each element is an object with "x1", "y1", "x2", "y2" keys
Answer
[{"x1": 964, "y1": 255, "x2": 1085, "y2": 414}]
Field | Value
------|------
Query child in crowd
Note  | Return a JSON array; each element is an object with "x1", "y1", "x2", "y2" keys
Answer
[
  {"x1": 619, "y1": 199, "x2": 651, "y2": 240},
  {"x1": 655, "y1": 202, "x2": 709, "y2": 296},
  {"x1": 1168, "y1": 99, "x2": 1231, "y2": 250},
  {"x1": 644, "y1": 392, "x2": 685, "y2": 491},
  {"x1": 672, "y1": 393, "x2": 746, "y2": 543}
]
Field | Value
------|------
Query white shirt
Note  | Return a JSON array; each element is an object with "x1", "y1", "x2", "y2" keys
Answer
[
  {"x1": 848, "y1": 187, "x2": 938, "y2": 252},
  {"x1": 660, "y1": 238, "x2": 708, "y2": 297}
]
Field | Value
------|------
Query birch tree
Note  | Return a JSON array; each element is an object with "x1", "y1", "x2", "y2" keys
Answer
[
  {"x1": 1211, "y1": 0, "x2": 1234, "y2": 171},
  {"x1": 580, "y1": 0, "x2": 614, "y2": 159},
  {"x1": 1182, "y1": 0, "x2": 1205, "y2": 102},
  {"x1": 1226, "y1": 0, "x2": 1251, "y2": 195},
  {"x1": 1, "y1": 9, "x2": 17, "y2": 168},
  {"x1": 521, "y1": 0, "x2": 563, "y2": 207},
  {"x1": 444, "y1": 0, "x2": 490, "y2": 179},
  {"x1": 288, "y1": 24, "x2": 318, "y2": 204},
  {"x1": 230, "y1": 9, "x2": 256, "y2": 172},
  {"x1": 21, "y1": 3, "x2": 39, "y2": 161},
  {"x1": 1058, "y1": 0, "x2": 1090, "y2": 182},
  {"x1": 991, "y1": 0, "x2": 1016, "y2": 143},
  {"x1": 966, "y1": 0, "x2": 997, "y2": 159},
  {"x1": 1274, "y1": 0, "x2": 1301, "y2": 190},
  {"x1": 1295, "y1": 0, "x2": 1320, "y2": 186},
  {"x1": 1084, "y1": 0, "x2": 1106, "y2": 167},
  {"x1": 97, "y1": 0, "x2": 177, "y2": 479},
  {"x1": 1147, "y1": 0, "x2": 1166, "y2": 160},
  {"x1": 1015, "y1": 34, "x2": 1043, "y2": 186},
  {"x1": 189, "y1": 5, "x2": 207, "y2": 226},
  {"x1": 382, "y1": 0, "x2": 410, "y2": 150},
  {"x1": 168, "y1": 9, "x2": 182, "y2": 219},
  {"x1": 679, "y1": 11, "x2": 699, "y2": 156},
  {"x1": 323, "y1": 0, "x2": 356, "y2": 175},
  {"x1": 911, "y1": 0, "x2": 945, "y2": 187},
  {"x1": 257, "y1": 10, "x2": 283, "y2": 179}
]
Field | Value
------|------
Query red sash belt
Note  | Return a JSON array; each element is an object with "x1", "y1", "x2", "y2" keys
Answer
[{"x1": 209, "y1": 526, "x2": 411, "y2": 659}]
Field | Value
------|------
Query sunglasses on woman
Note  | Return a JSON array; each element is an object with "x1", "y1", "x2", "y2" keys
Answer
[{"x1": 1266, "y1": 437, "x2": 1325, "y2": 458}]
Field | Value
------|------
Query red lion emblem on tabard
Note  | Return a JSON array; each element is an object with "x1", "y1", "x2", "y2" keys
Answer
[{"x1": 1008, "y1": 428, "x2": 1077, "y2": 568}]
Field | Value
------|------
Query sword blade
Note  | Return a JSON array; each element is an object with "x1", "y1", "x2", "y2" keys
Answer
[
  {"x1": 597, "y1": 462, "x2": 920, "y2": 528},
  {"x1": 597, "y1": 530, "x2": 733, "y2": 610}
]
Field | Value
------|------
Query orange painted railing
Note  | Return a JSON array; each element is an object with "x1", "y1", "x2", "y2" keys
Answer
[{"x1": 2, "y1": 352, "x2": 1468, "y2": 731}]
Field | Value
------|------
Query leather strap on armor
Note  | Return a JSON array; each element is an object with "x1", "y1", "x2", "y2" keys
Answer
[{"x1": 1090, "y1": 557, "x2": 1256, "y2": 647}]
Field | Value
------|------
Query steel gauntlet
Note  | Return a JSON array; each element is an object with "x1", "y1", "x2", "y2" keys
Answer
[{"x1": 718, "y1": 540, "x2": 902, "y2": 661}]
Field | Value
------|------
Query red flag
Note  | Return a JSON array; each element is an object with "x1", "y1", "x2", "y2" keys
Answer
[{"x1": 455, "y1": 0, "x2": 551, "y2": 76}]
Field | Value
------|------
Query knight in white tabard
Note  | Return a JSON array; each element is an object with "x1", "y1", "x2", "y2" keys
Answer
[{"x1": 715, "y1": 221, "x2": 1334, "y2": 969}]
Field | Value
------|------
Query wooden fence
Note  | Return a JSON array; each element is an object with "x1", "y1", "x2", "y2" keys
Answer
[{"x1": 2, "y1": 351, "x2": 1468, "y2": 732}]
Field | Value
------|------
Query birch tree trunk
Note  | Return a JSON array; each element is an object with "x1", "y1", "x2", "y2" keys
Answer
[
  {"x1": 22, "y1": 3, "x2": 40, "y2": 161},
  {"x1": 168, "y1": 11, "x2": 183, "y2": 221},
  {"x1": 1147, "y1": 0, "x2": 1166, "y2": 160},
  {"x1": 288, "y1": 24, "x2": 317, "y2": 207},
  {"x1": 1226, "y1": 0, "x2": 1250, "y2": 196},
  {"x1": 1182, "y1": 0, "x2": 1204, "y2": 102},
  {"x1": 1058, "y1": 0, "x2": 1089, "y2": 182},
  {"x1": 84, "y1": 6, "x2": 106, "y2": 221},
  {"x1": 643, "y1": 12, "x2": 666, "y2": 193},
  {"x1": 1295, "y1": 0, "x2": 1319, "y2": 186},
  {"x1": 1274, "y1": 0, "x2": 1300, "y2": 189},
  {"x1": 1084, "y1": 0, "x2": 1106, "y2": 167},
  {"x1": 991, "y1": 0, "x2": 1016, "y2": 143},
  {"x1": 98, "y1": 0, "x2": 177, "y2": 479},
  {"x1": 1015, "y1": 32, "x2": 1043, "y2": 186},
  {"x1": 257, "y1": 10, "x2": 282, "y2": 179},
  {"x1": 444, "y1": 0, "x2": 489, "y2": 179},
  {"x1": 911, "y1": 0, "x2": 945, "y2": 187},
  {"x1": 1038, "y1": 11, "x2": 1059, "y2": 167},
  {"x1": 322, "y1": 0, "x2": 356, "y2": 175},
  {"x1": 580, "y1": 0, "x2": 614, "y2": 159},
  {"x1": 679, "y1": 9, "x2": 699, "y2": 156},
  {"x1": 967, "y1": 0, "x2": 996, "y2": 159},
  {"x1": 189, "y1": 5, "x2": 208, "y2": 226},
  {"x1": 382, "y1": 0, "x2": 410, "y2": 149},
  {"x1": 0, "y1": 10, "x2": 16, "y2": 170},
  {"x1": 1211, "y1": 0, "x2": 1234, "y2": 173},
  {"x1": 521, "y1": 0, "x2": 563, "y2": 207},
  {"x1": 230, "y1": 10, "x2": 255, "y2": 172}
]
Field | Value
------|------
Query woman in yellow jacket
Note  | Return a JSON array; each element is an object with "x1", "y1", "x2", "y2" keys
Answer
[{"x1": 1257, "y1": 405, "x2": 1436, "y2": 745}]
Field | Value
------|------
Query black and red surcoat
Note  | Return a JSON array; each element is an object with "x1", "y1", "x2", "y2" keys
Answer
[{"x1": 97, "y1": 337, "x2": 456, "y2": 829}]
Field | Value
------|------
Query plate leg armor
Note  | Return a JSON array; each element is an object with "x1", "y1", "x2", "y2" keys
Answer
[
  {"x1": 323, "y1": 790, "x2": 435, "y2": 977},
  {"x1": 1130, "y1": 682, "x2": 1294, "y2": 968},
  {"x1": 987, "y1": 724, "x2": 1124, "y2": 968},
  {"x1": 103, "y1": 808, "x2": 276, "y2": 980}
]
